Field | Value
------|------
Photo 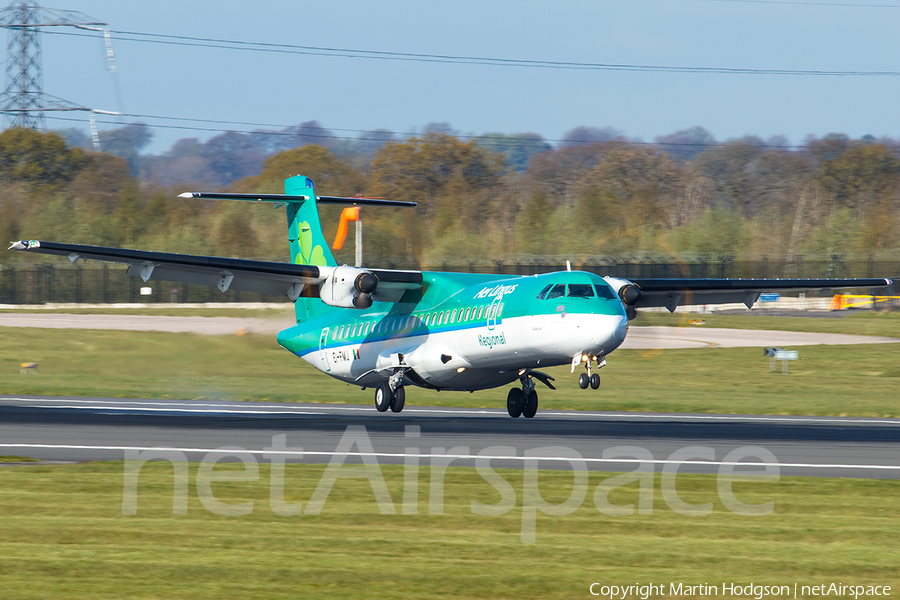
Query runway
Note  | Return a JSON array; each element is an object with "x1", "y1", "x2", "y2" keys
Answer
[{"x1": 1, "y1": 395, "x2": 898, "y2": 479}]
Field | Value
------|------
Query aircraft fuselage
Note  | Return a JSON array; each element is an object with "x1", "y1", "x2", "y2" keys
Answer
[{"x1": 276, "y1": 270, "x2": 629, "y2": 392}]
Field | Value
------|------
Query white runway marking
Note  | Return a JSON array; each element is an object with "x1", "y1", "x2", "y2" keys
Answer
[
  {"x1": 4, "y1": 396, "x2": 900, "y2": 425},
  {"x1": 1, "y1": 442, "x2": 898, "y2": 471}
]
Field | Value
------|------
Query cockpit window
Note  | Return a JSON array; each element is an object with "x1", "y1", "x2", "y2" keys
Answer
[
  {"x1": 594, "y1": 283, "x2": 617, "y2": 300},
  {"x1": 567, "y1": 283, "x2": 594, "y2": 298},
  {"x1": 545, "y1": 284, "x2": 566, "y2": 299}
]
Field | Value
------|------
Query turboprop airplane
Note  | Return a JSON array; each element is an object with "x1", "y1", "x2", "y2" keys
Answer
[{"x1": 10, "y1": 175, "x2": 893, "y2": 418}]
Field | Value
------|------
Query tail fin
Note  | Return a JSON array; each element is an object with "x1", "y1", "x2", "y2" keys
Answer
[
  {"x1": 177, "y1": 176, "x2": 417, "y2": 322},
  {"x1": 283, "y1": 176, "x2": 337, "y2": 267}
]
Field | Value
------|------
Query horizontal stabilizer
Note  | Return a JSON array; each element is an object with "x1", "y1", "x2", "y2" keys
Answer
[{"x1": 177, "y1": 192, "x2": 416, "y2": 207}]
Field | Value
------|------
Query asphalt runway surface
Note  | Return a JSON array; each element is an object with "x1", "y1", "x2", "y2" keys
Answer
[{"x1": 1, "y1": 396, "x2": 898, "y2": 479}]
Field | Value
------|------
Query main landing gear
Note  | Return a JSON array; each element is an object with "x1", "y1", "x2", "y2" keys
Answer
[
  {"x1": 575, "y1": 354, "x2": 606, "y2": 391},
  {"x1": 507, "y1": 369, "x2": 555, "y2": 419},
  {"x1": 374, "y1": 371, "x2": 406, "y2": 413}
]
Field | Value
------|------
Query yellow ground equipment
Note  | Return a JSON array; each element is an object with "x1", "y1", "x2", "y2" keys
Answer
[{"x1": 830, "y1": 294, "x2": 900, "y2": 310}]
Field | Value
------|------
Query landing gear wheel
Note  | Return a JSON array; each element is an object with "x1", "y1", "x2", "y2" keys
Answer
[
  {"x1": 578, "y1": 373, "x2": 590, "y2": 389},
  {"x1": 522, "y1": 390, "x2": 538, "y2": 418},
  {"x1": 374, "y1": 382, "x2": 392, "y2": 412},
  {"x1": 390, "y1": 386, "x2": 406, "y2": 413},
  {"x1": 507, "y1": 388, "x2": 524, "y2": 418},
  {"x1": 590, "y1": 373, "x2": 601, "y2": 390}
]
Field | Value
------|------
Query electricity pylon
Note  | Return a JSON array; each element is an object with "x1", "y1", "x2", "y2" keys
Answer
[{"x1": 0, "y1": 1, "x2": 119, "y2": 134}]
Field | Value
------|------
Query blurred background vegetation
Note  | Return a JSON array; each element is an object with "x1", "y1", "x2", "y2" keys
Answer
[{"x1": 2, "y1": 123, "x2": 899, "y2": 269}]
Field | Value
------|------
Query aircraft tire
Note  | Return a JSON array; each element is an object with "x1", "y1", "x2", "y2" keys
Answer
[
  {"x1": 578, "y1": 373, "x2": 590, "y2": 389},
  {"x1": 390, "y1": 387, "x2": 406, "y2": 413},
  {"x1": 522, "y1": 390, "x2": 538, "y2": 418},
  {"x1": 590, "y1": 373, "x2": 601, "y2": 390},
  {"x1": 374, "y1": 382, "x2": 392, "y2": 412},
  {"x1": 507, "y1": 388, "x2": 524, "y2": 418}
]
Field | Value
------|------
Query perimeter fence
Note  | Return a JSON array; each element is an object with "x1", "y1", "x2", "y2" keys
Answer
[{"x1": 1, "y1": 255, "x2": 897, "y2": 305}]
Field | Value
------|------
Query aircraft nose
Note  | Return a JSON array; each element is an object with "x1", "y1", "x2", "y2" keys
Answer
[{"x1": 614, "y1": 315, "x2": 628, "y2": 344}]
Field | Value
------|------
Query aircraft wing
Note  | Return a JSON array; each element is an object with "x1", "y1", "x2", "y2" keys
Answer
[
  {"x1": 628, "y1": 277, "x2": 893, "y2": 312},
  {"x1": 8, "y1": 240, "x2": 424, "y2": 302}
]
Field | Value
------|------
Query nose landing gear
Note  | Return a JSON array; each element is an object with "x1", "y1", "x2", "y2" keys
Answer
[{"x1": 574, "y1": 354, "x2": 606, "y2": 391}]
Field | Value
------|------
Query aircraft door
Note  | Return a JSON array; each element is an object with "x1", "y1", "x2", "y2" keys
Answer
[{"x1": 319, "y1": 328, "x2": 331, "y2": 372}]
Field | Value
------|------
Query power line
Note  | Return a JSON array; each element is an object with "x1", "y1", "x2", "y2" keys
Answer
[{"x1": 44, "y1": 28, "x2": 900, "y2": 77}]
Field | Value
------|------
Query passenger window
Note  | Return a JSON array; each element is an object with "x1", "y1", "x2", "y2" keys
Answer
[
  {"x1": 568, "y1": 284, "x2": 594, "y2": 298},
  {"x1": 537, "y1": 284, "x2": 553, "y2": 300},
  {"x1": 363, "y1": 322, "x2": 370, "y2": 335},
  {"x1": 545, "y1": 284, "x2": 565, "y2": 299},
  {"x1": 450, "y1": 309, "x2": 457, "y2": 324},
  {"x1": 498, "y1": 303, "x2": 504, "y2": 317},
  {"x1": 465, "y1": 307, "x2": 471, "y2": 321},
  {"x1": 338, "y1": 325, "x2": 345, "y2": 339},
  {"x1": 477, "y1": 306, "x2": 484, "y2": 319},
  {"x1": 437, "y1": 312, "x2": 444, "y2": 325},
  {"x1": 594, "y1": 284, "x2": 617, "y2": 300},
  {"x1": 351, "y1": 324, "x2": 357, "y2": 337}
]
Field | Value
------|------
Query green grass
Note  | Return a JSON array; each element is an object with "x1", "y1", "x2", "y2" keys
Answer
[
  {"x1": 0, "y1": 461, "x2": 896, "y2": 599},
  {"x1": 1, "y1": 326, "x2": 898, "y2": 416},
  {"x1": 0, "y1": 455, "x2": 40, "y2": 463}
]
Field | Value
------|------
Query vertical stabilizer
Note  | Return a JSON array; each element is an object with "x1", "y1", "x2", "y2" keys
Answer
[
  {"x1": 284, "y1": 176, "x2": 338, "y2": 268},
  {"x1": 282, "y1": 176, "x2": 336, "y2": 324}
]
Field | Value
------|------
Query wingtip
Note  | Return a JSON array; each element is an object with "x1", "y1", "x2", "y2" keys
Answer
[
  {"x1": 8, "y1": 240, "x2": 29, "y2": 251},
  {"x1": 177, "y1": 192, "x2": 196, "y2": 199}
]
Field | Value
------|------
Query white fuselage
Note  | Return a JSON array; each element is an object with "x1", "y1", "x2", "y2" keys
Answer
[{"x1": 302, "y1": 311, "x2": 629, "y2": 392}]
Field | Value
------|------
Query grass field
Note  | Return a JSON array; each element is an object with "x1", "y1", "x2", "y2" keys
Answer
[
  {"x1": 1, "y1": 313, "x2": 898, "y2": 416},
  {"x1": 0, "y1": 461, "x2": 896, "y2": 599},
  {"x1": 1, "y1": 312, "x2": 897, "y2": 599}
]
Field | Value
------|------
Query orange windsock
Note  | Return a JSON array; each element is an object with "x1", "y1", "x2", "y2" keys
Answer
[{"x1": 332, "y1": 206, "x2": 360, "y2": 249}]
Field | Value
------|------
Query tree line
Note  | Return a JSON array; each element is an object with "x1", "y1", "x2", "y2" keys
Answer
[{"x1": 1, "y1": 125, "x2": 898, "y2": 269}]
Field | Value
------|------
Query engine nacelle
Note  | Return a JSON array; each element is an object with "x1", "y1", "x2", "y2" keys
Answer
[
  {"x1": 603, "y1": 276, "x2": 642, "y2": 305},
  {"x1": 319, "y1": 266, "x2": 378, "y2": 309},
  {"x1": 603, "y1": 276, "x2": 642, "y2": 320}
]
